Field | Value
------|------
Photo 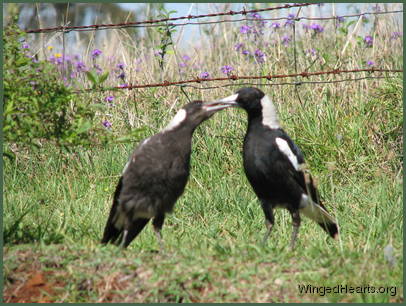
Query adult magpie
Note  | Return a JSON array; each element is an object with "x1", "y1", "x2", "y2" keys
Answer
[
  {"x1": 101, "y1": 100, "x2": 232, "y2": 248},
  {"x1": 218, "y1": 87, "x2": 339, "y2": 248}
]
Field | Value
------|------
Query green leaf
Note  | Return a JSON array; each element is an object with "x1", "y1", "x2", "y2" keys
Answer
[
  {"x1": 98, "y1": 71, "x2": 109, "y2": 84},
  {"x1": 76, "y1": 121, "x2": 92, "y2": 134},
  {"x1": 86, "y1": 71, "x2": 97, "y2": 85}
]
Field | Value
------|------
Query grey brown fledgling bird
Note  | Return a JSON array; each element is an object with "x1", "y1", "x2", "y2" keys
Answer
[
  {"x1": 218, "y1": 87, "x2": 339, "y2": 248},
  {"x1": 101, "y1": 100, "x2": 232, "y2": 248}
]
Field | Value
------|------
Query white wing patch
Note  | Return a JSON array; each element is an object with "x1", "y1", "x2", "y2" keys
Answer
[
  {"x1": 275, "y1": 137, "x2": 299, "y2": 170},
  {"x1": 299, "y1": 194, "x2": 337, "y2": 224},
  {"x1": 164, "y1": 109, "x2": 187, "y2": 131},
  {"x1": 122, "y1": 160, "x2": 130, "y2": 174},
  {"x1": 140, "y1": 137, "x2": 150, "y2": 148},
  {"x1": 260, "y1": 95, "x2": 280, "y2": 129}
]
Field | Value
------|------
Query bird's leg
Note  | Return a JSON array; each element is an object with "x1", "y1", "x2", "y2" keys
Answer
[
  {"x1": 260, "y1": 201, "x2": 275, "y2": 245},
  {"x1": 152, "y1": 214, "x2": 165, "y2": 252},
  {"x1": 120, "y1": 230, "x2": 129, "y2": 248},
  {"x1": 289, "y1": 210, "x2": 301, "y2": 250}
]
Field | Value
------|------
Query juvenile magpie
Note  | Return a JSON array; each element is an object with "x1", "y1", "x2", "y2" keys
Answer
[
  {"x1": 101, "y1": 100, "x2": 232, "y2": 248},
  {"x1": 218, "y1": 87, "x2": 339, "y2": 248}
]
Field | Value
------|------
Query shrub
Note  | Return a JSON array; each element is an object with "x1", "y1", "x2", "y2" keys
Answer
[{"x1": 3, "y1": 20, "x2": 111, "y2": 157}]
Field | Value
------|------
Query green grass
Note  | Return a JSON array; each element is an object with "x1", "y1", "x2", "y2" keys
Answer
[
  {"x1": 3, "y1": 3, "x2": 403, "y2": 301},
  {"x1": 3, "y1": 76, "x2": 403, "y2": 302}
]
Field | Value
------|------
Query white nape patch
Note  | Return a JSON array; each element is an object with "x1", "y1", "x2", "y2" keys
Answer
[
  {"x1": 164, "y1": 109, "x2": 187, "y2": 131},
  {"x1": 261, "y1": 95, "x2": 280, "y2": 129},
  {"x1": 219, "y1": 93, "x2": 239, "y2": 103},
  {"x1": 299, "y1": 194, "x2": 336, "y2": 224},
  {"x1": 275, "y1": 137, "x2": 299, "y2": 170}
]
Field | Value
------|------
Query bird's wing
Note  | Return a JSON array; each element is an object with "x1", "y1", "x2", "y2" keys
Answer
[{"x1": 273, "y1": 133, "x2": 320, "y2": 204}]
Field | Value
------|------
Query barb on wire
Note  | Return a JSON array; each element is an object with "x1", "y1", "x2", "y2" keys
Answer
[{"x1": 26, "y1": 3, "x2": 316, "y2": 33}]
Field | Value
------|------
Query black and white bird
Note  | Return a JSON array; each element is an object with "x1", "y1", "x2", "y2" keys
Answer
[
  {"x1": 101, "y1": 100, "x2": 232, "y2": 248},
  {"x1": 218, "y1": 87, "x2": 339, "y2": 248}
]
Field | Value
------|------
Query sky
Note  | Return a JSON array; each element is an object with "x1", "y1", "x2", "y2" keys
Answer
[{"x1": 117, "y1": 3, "x2": 403, "y2": 47}]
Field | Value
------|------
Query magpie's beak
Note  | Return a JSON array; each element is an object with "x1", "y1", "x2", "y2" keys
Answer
[
  {"x1": 217, "y1": 93, "x2": 239, "y2": 105},
  {"x1": 202, "y1": 94, "x2": 239, "y2": 112},
  {"x1": 202, "y1": 100, "x2": 236, "y2": 112}
]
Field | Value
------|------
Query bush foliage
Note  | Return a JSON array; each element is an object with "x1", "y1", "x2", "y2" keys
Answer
[{"x1": 3, "y1": 20, "x2": 111, "y2": 156}]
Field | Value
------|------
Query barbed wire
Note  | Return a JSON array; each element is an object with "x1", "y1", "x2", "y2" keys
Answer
[
  {"x1": 25, "y1": 3, "x2": 316, "y2": 33},
  {"x1": 25, "y1": 8, "x2": 403, "y2": 33},
  {"x1": 71, "y1": 9, "x2": 405, "y2": 32},
  {"x1": 174, "y1": 76, "x2": 399, "y2": 90},
  {"x1": 88, "y1": 68, "x2": 401, "y2": 91}
]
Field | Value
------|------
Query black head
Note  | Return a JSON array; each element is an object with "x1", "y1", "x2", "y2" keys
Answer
[
  {"x1": 215, "y1": 87, "x2": 280, "y2": 128},
  {"x1": 164, "y1": 100, "x2": 232, "y2": 131},
  {"x1": 219, "y1": 87, "x2": 265, "y2": 113}
]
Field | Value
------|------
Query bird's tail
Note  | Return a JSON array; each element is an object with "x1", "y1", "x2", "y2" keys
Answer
[
  {"x1": 101, "y1": 177, "x2": 124, "y2": 244},
  {"x1": 300, "y1": 171, "x2": 339, "y2": 238},
  {"x1": 300, "y1": 201, "x2": 339, "y2": 239}
]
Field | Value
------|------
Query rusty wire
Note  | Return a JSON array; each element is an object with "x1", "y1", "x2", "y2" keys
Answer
[
  {"x1": 69, "y1": 9, "x2": 405, "y2": 32},
  {"x1": 73, "y1": 68, "x2": 402, "y2": 93},
  {"x1": 174, "y1": 76, "x2": 400, "y2": 90},
  {"x1": 25, "y1": 3, "x2": 316, "y2": 33},
  {"x1": 100, "y1": 68, "x2": 403, "y2": 91},
  {"x1": 26, "y1": 8, "x2": 403, "y2": 33}
]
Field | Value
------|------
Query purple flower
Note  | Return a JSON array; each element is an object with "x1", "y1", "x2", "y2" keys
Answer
[
  {"x1": 305, "y1": 48, "x2": 317, "y2": 56},
  {"x1": 154, "y1": 50, "x2": 163, "y2": 57},
  {"x1": 21, "y1": 42, "x2": 30, "y2": 49},
  {"x1": 240, "y1": 25, "x2": 252, "y2": 34},
  {"x1": 221, "y1": 65, "x2": 234, "y2": 75},
  {"x1": 179, "y1": 62, "x2": 187, "y2": 68},
  {"x1": 282, "y1": 35, "x2": 291, "y2": 46},
  {"x1": 366, "y1": 60, "x2": 375, "y2": 66},
  {"x1": 116, "y1": 63, "x2": 125, "y2": 69},
  {"x1": 391, "y1": 32, "x2": 402, "y2": 40},
  {"x1": 91, "y1": 49, "x2": 102, "y2": 58},
  {"x1": 102, "y1": 120, "x2": 112, "y2": 129},
  {"x1": 235, "y1": 43, "x2": 244, "y2": 51},
  {"x1": 271, "y1": 22, "x2": 281, "y2": 29},
  {"x1": 182, "y1": 55, "x2": 191, "y2": 61},
  {"x1": 199, "y1": 72, "x2": 210, "y2": 79},
  {"x1": 118, "y1": 83, "x2": 129, "y2": 88},
  {"x1": 364, "y1": 35, "x2": 373, "y2": 47},
  {"x1": 284, "y1": 14, "x2": 295, "y2": 27},
  {"x1": 310, "y1": 23, "x2": 324, "y2": 33},
  {"x1": 242, "y1": 50, "x2": 250, "y2": 56},
  {"x1": 76, "y1": 61, "x2": 87, "y2": 72},
  {"x1": 335, "y1": 16, "x2": 345, "y2": 28},
  {"x1": 117, "y1": 71, "x2": 126, "y2": 80},
  {"x1": 250, "y1": 12, "x2": 262, "y2": 19},
  {"x1": 254, "y1": 49, "x2": 265, "y2": 63},
  {"x1": 105, "y1": 96, "x2": 114, "y2": 102},
  {"x1": 302, "y1": 24, "x2": 310, "y2": 31},
  {"x1": 94, "y1": 64, "x2": 103, "y2": 75}
]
